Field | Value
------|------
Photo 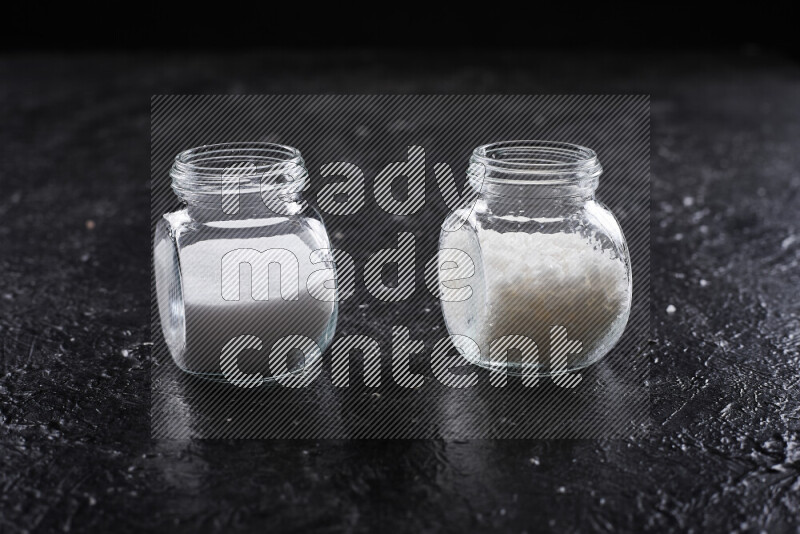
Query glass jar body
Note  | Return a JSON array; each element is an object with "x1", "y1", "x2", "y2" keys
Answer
[
  {"x1": 439, "y1": 193, "x2": 631, "y2": 376},
  {"x1": 154, "y1": 199, "x2": 338, "y2": 380}
]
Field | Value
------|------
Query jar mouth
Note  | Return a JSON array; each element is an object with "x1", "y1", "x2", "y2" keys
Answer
[
  {"x1": 470, "y1": 140, "x2": 602, "y2": 186},
  {"x1": 171, "y1": 142, "x2": 308, "y2": 204}
]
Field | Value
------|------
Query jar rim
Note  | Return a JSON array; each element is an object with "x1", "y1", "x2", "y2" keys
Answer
[
  {"x1": 470, "y1": 140, "x2": 602, "y2": 185},
  {"x1": 170, "y1": 142, "x2": 308, "y2": 204}
]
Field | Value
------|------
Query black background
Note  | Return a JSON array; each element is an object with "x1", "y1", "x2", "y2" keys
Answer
[
  {"x1": 2, "y1": 5, "x2": 799, "y2": 55},
  {"x1": 1, "y1": 7, "x2": 799, "y2": 534}
]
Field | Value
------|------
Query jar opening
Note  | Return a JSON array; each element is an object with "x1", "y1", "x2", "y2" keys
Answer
[
  {"x1": 473, "y1": 140, "x2": 601, "y2": 179},
  {"x1": 469, "y1": 141, "x2": 601, "y2": 198},
  {"x1": 171, "y1": 142, "x2": 308, "y2": 205}
]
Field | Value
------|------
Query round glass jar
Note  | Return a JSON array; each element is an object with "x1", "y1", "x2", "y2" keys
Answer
[
  {"x1": 154, "y1": 142, "x2": 338, "y2": 380},
  {"x1": 439, "y1": 141, "x2": 632, "y2": 376}
]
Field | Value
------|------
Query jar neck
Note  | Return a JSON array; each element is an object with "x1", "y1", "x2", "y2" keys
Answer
[
  {"x1": 478, "y1": 190, "x2": 594, "y2": 217},
  {"x1": 170, "y1": 142, "x2": 308, "y2": 219},
  {"x1": 468, "y1": 141, "x2": 602, "y2": 210},
  {"x1": 185, "y1": 191, "x2": 307, "y2": 223}
]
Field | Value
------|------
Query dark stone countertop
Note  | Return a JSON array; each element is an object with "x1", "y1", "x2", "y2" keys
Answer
[{"x1": 0, "y1": 49, "x2": 798, "y2": 533}]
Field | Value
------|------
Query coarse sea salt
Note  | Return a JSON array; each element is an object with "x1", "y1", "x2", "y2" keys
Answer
[{"x1": 440, "y1": 229, "x2": 631, "y2": 370}]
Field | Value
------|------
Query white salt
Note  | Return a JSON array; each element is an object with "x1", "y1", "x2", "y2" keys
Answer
[
  {"x1": 440, "y1": 229, "x2": 631, "y2": 370},
  {"x1": 155, "y1": 215, "x2": 336, "y2": 377}
]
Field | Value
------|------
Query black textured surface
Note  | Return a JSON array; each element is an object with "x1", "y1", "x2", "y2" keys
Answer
[{"x1": 1, "y1": 50, "x2": 799, "y2": 532}]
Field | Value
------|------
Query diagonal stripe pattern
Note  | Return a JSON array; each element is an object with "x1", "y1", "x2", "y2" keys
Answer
[{"x1": 151, "y1": 95, "x2": 651, "y2": 439}]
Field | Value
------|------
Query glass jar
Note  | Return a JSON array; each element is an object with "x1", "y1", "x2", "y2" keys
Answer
[
  {"x1": 154, "y1": 142, "x2": 338, "y2": 380},
  {"x1": 439, "y1": 141, "x2": 632, "y2": 376}
]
